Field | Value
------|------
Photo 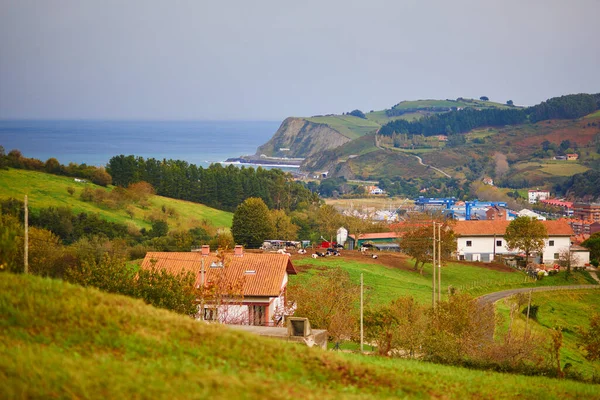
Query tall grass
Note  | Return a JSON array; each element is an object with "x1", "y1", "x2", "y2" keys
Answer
[{"x1": 2, "y1": 273, "x2": 598, "y2": 399}]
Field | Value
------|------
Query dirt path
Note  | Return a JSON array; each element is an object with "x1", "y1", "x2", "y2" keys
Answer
[{"x1": 478, "y1": 285, "x2": 600, "y2": 305}]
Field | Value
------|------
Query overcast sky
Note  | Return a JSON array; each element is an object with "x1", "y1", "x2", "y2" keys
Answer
[{"x1": 1, "y1": 0, "x2": 599, "y2": 120}]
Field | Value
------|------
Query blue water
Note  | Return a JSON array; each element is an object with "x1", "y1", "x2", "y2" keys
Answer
[{"x1": 0, "y1": 120, "x2": 280, "y2": 168}]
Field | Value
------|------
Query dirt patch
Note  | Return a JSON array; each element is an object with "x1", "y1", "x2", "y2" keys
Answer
[{"x1": 291, "y1": 250, "x2": 416, "y2": 272}]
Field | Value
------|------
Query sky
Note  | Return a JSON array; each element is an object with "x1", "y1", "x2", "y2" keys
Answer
[{"x1": 1, "y1": 0, "x2": 599, "y2": 121}]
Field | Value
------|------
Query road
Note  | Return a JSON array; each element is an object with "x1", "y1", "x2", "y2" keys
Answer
[
  {"x1": 412, "y1": 154, "x2": 452, "y2": 178},
  {"x1": 373, "y1": 134, "x2": 452, "y2": 179},
  {"x1": 478, "y1": 284, "x2": 600, "y2": 305}
]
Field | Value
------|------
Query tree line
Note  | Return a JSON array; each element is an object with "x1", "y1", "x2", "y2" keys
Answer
[
  {"x1": 379, "y1": 93, "x2": 600, "y2": 137},
  {"x1": 106, "y1": 155, "x2": 318, "y2": 212}
]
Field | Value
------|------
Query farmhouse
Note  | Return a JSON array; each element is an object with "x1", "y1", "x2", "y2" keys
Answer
[
  {"x1": 566, "y1": 153, "x2": 579, "y2": 161},
  {"x1": 453, "y1": 220, "x2": 573, "y2": 264},
  {"x1": 141, "y1": 245, "x2": 296, "y2": 326}
]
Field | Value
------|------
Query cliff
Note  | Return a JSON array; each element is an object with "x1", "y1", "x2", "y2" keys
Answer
[{"x1": 255, "y1": 117, "x2": 352, "y2": 158}]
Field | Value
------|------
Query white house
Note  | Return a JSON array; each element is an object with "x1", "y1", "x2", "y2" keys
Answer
[
  {"x1": 453, "y1": 220, "x2": 573, "y2": 264},
  {"x1": 141, "y1": 245, "x2": 296, "y2": 326},
  {"x1": 528, "y1": 189, "x2": 550, "y2": 204}
]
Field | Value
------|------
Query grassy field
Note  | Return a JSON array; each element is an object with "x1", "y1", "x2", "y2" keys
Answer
[
  {"x1": 496, "y1": 290, "x2": 600, "y2": 380},
  {"x1": 306, "y1": 115, "x2": 380, "y2": 139},
  {"x1": 0, "y1": 168, "x2": 232, "y2": 230},
  {"x1": 290, "y1": 254, "x2": 596, "y2": 305},
  {"x1": 2, "y1": 273, "x2": 598, "y2": 399}
]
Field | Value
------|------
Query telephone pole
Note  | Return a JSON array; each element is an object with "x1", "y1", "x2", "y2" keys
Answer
[
  {"x1": 24, "y1": 195, "x2": 29, "y2": 274},
  {"x1": 432, "y1": 221, "x2": 436, "y2": 307},
  {"x1": 360, "y1": 272, "x2": 364, "y2": 352},
  {"x1": 438, "y1": 223, "x2": 442, "y2": 302}
]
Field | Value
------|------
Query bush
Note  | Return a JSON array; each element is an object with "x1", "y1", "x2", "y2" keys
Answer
[{"x1": 522, "y1": 304, "x2": 539, "y2": 320}]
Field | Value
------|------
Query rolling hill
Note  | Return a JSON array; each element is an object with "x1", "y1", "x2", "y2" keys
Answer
[
  {"x1": 0, "y1": 168, "x2": 233, "y2": 230},
  {"x1": 2, "y1": 272, "x2": 598, "y2": 399},
  {"x1": 255, "y1": 93, "x2": 600, "y2": 200},
  {"x1": 255, "y1": 98, "x2": 514, "y2": 159}
]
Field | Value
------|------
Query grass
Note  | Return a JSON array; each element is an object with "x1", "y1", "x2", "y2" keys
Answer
[
  {"x1": 495, "y1": 290, "x2": 600, "y2": 380},
  {"x1": 306, "y1": 115, "x2": 380, "y2": 140},
  {"x1": 290, "y1": 255, "x2": 596, "y2": 306},
  {"x1": 2, "y1": 272, "x2": 598, "y2": 399},
  {"x1": 0, "y1": 168, "x2": 233, "y2": 230}
]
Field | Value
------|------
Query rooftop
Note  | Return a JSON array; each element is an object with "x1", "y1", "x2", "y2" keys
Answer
[
  {"x1": 141, "y1": 251, "x2": 296, "y2": 297},
  {"x1": 453, "y1": 220, "x2": 573, "y2": 236}
]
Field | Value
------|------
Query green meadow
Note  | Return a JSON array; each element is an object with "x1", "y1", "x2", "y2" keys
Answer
[
  {"x1": 2, "y1": 273, "x2": 598, "y2": 399},
  {"x1": 0, "y1": 168, "x2": 232, "y2": 230},
  {"x1": 290, "y1": 256, "x2": 596, "y2": 305}
]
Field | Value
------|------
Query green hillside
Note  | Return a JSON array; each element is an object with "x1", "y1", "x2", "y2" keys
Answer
[
  {"x1": 496, "y1": 290, "x2": 600, "y2": 379},
  {"x1": 0, "y1": 168, "x2": 232, "y2": 230},
  {"x1": 2, "y1": 273, "x2": 598, "y2": 399},
  {"x1": 306, "y1": 98, "x2": 510, "y2": 139},
  {"x1": 291, "y1": 255, "x2": 597, "y2": 305}
]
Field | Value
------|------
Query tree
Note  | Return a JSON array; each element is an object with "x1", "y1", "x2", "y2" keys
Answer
[
  {"x1": 582, "y1": 233, "x2": 600, "y2": 262},
  {"x1": 506, "y1": 100, "x2": 514, "y2": 106},
  {"x1": 395, "y1": 214, "x2": 456, "y2": 274},
  {"x1": 288, "y1": 267, "x2": 359, "y2": 344},
  {"x1": 231, "y1": 197, "x2": 274, "y2": 248},
  {"x1": 0, "y1": 145, "x2": 7, "y2": 169},
  {"x1": 91, "y1": 167, "x2": 112, "y2": 187},
  {"x1": 504, "y1": 217, "x2": 548, "y2": 265},
  {"x1": 480, "y1": 96, "x2": 489, "y2": 101},
  {"x1": 270, "y1": 209, "x2": 298, "y2": 240},
  {"x1": 348, "y1": 109, "x2": 366, "y2": 119},
  {"x1": 364, "y1": 296, "x2": 426, "y2": 357},
  {"x1": 578, "y1": 313, "x2": 600, "y2": 361},
  {"x1": 558, "y1": 247, "x2": 580, "y2": 275}
]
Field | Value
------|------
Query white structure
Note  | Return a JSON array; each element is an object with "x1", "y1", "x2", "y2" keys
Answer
[
  {"x1": 370, "y1": 187, "x2": 385, "y2": 195},
  {"x1": 141, "y1": 246, "x2": 297, "y2": 326},
  {"x1": 528, "y1": 189, "x2": 550, "y2": 204},
  {"x1": 570, "y1": 245, "x2": 590, "y2": 267},
  {"x1": 454, "y1": 220, "x2": 573, "y2": 264},
  {"x1": 336, "y1": 227, "x2": 348, "y2": 246},
  {"x1": 517, "y1": 209, "x2": 546, "y2": 221}
]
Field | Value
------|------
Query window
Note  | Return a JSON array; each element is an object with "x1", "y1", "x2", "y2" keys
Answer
[
  {"x1": 466, "y1": 240, "x2": 472, "y2": 247},
  {"x1": 250, "y1": 305, "x2": 266, "y2": 326},
  {"x1": 549, "y1": 240, "x2": 555, "y2": 246},
  {"x1": 204, "y1": 308, "x2": 217, "y2": 321},
  {"x1": 554, "y1": 253, "x2": 559, "y2": 260},
  {"x1": 496, "y1": 240, "x2": 502, "y2": 247}
]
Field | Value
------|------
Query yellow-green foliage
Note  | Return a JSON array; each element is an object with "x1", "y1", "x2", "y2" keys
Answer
[
  {"x1": 0, "y1": 168, "x2": 232, "y2": 229},
  {"x1": 1, "y1": 273, "x2": 598, "y2": 399}
]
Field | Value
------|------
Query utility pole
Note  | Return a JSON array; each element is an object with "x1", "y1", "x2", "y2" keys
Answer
[
  {"x1": 438, "y1": 223, "x2": 442, "y2": 302},
  {"x1": 24, "y1": 195, "x2": 28, "y2": 274},
  {"x1": 199, "y1": 258, "x2": 205, "y2": 321},
  {"x1": 360, "y1": 272, "x2": 364, "y2": 353},
  {"x1": 432, "y1": 221, "x2": 436, "y2": 307},
  {"x1": 525, "y1": 289, "x2": 533, "y2": 335}
]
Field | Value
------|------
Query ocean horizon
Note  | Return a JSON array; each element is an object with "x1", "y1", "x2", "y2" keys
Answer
[{"x1": 0, "y1": 119, "x2": 281, "y2": 169}]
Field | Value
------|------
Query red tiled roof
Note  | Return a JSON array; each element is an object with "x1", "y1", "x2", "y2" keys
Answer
[
  {"x1": 141, "y1": 252, "x2": 296, "y2": 297},
  {"x1": 453, "y1": 220, "x2": 574, "y2": 236}
]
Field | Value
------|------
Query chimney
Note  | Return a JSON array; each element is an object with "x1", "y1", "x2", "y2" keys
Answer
[
  {"x1": 201, "y1": 245, "x2": 210, "y2": 256},
  {"x1": 234, "y1": 245, "x2": 243, "y2": 257}
]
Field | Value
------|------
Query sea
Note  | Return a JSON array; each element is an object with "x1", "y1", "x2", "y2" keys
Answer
[{"x1": 0, "y1": 120, "x2": 285, "y2": 169}]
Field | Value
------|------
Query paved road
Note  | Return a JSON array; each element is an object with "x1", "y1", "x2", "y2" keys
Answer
[{"x1": 479, "y1": 284, "x2": 600, "y2": 305}]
